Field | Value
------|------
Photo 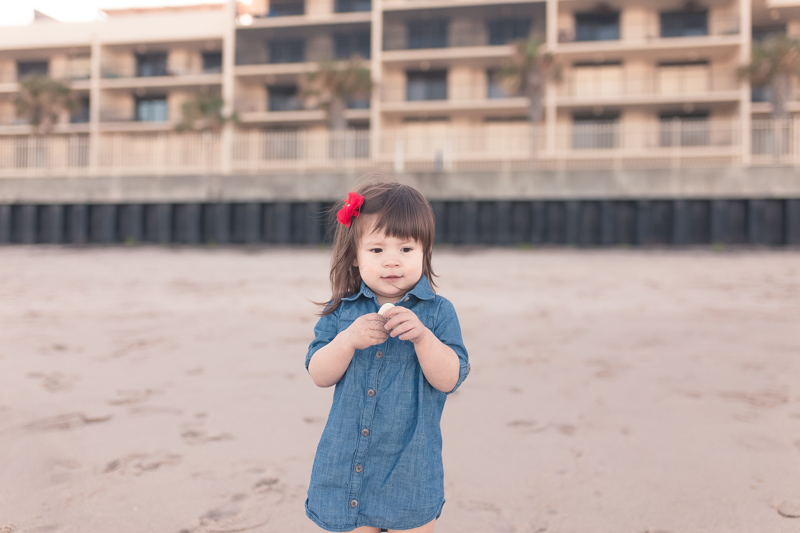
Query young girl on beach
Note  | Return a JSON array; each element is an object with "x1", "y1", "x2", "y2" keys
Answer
[{"x1": 305, "y1": 180, "x2": 470, "y2": 533}]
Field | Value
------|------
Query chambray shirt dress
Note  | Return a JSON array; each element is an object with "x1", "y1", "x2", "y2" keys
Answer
[{"x1": 305, "y1": 276, "x2": 470, "y2": 532}]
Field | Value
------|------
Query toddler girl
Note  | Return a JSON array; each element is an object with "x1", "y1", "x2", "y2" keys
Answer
[{"x1": 305, "y1": 180, "x2": 470, "y2": 533}]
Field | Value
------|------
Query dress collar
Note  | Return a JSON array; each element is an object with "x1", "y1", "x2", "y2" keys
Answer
[{"x1": 342, "y1": 275, "x2": 435, "y2": 303}]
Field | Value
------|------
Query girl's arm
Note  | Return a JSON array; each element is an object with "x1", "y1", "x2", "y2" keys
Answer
[
  {"x1": 412, "y1": 331, "x2": 460, "y2": 394},
  {"x1": 382, "y1": 307, "x2": 460, "y2": 394},
  {"x1": 308, "y1": 313, "x2": 388, "y2": 388}
]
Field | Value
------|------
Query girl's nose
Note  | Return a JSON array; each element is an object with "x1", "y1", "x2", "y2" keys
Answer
[{"x1": 383, "y1": 254, "x2": 400, "y2": 266}]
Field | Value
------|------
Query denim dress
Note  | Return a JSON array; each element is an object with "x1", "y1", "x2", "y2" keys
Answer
[{"x1": 305, "y1": 275, "x2": 470, "y2": 532}]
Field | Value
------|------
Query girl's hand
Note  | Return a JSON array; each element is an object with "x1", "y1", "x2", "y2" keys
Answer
[
  {"x1": 346, "y1": 313, "x2": 390, "y2": 350},
  {"x1": 383, "y1": 307, "x2": 430, "y2": 344}
]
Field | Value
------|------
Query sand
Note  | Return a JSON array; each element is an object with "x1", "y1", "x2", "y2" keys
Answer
[{"x1": 0, "y1": 246, "x2": 799, "y2": 533}]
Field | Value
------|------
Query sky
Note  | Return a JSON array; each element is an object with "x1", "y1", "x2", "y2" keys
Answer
[{"x1": 2, "y1": 0, "x2": 227, "y2": 26}]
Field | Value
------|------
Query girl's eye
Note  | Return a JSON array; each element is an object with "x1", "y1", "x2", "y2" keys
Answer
[
  {"x1": 401, "y1": 247, "x2": 413, "y2": 252},
  {"x1": 369, "y1": 248, "x2": 382, "y2": 253}
]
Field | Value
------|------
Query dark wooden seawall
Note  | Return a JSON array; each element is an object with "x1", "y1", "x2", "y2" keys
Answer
[{"x1": 2, "y1": 199, "x2": 799, "y2": 247}]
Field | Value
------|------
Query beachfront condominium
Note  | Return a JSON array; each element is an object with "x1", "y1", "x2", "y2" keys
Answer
[{"x1": 1, "y1": 0, "x2": 800, "y2": 172}]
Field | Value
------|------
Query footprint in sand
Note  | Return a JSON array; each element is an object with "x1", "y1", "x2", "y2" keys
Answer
[
  {"x1": 719, "y1": 389, "x2": 789, "y2": 409},
  {"x1": 105, "y1": 451, "x2": 182, "y2": 476},
  {"x1": 777, "y1": 500, "x2": 800, "y2": 518},
  {"x1": 507, "y1": 419, "x2": 549, "y2": 433},
  {"x1": 108, "y1": 388, "x2": 160, "y2": 406},
  {"x1": 24, "y1": 412, "x2": 112, "y2": 433},
  {"x1": 180, "y1": 419, "x2": 233, "y2": 445},
  {"x1": 177, "y1": 479, "x2": 282, "y2": 533},
  {"x1": 27, "y1": 371, "x2": 79, "y2": 393}
]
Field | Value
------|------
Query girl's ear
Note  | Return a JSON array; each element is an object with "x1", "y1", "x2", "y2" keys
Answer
[{"x1": 352, "y1": 257, "x2": 359, "y2": 267}]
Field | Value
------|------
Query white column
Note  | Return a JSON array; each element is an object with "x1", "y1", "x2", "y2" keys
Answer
[
  {"x1": 370, "y1": 0, "x2": 383, "y2": 165},
  {"x1": 221, "y1": 0, "x2": 237, "y2": 175},
  {"x1": 739, "y1": 0, "x2": 752, "y2": 166},
  {"x1": 89, "y1": 38, "x2": 102, "y2": 176},
  {"x1": 545, "y1": 0, "x2": 558, "y2": 154}
]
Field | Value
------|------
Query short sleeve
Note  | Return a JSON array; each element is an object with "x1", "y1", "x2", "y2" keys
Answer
[
  {"x1": 306, "y1": 310, "x2": 339, "y2": 372},
  {"x1": 433, "y1": 298, "x2": 470, "y2": 395}
]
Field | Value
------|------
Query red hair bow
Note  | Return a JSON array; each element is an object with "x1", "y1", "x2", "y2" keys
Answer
[{"x1": 336, "y1": 192, "x2": 365, "y2": 228}]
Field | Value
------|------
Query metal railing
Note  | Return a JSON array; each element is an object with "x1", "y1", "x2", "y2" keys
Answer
[
  {"x1": 1, "y1": 119, "x2": 799, "y2": 178},
  {"x1": 558, "y1": 71, "x2": 740, "y2": 98}
]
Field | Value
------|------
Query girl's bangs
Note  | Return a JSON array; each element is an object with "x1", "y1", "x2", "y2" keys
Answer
[{"x1": 366, "y1": 199, "x2": 432, "y2": 247}]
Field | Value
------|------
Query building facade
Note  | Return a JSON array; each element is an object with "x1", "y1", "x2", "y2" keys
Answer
[{"x1": 1, "y1": 0, "x2": 800, "y2": 175}]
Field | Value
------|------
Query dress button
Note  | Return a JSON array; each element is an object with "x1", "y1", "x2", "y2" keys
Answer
[
  {"x1": 355, "y1": 464, "x2": 363, "y2": 473},
  {"x1": 361, "y1": 428, "x2": 370, "y2": 436},
  {"x1": 350, "y1": 499, "x2": 358, "y2": 507},
  {"x1": 376, "y1": 351, "x2": 383, "y2": 358},
  {"x1": 367, "y1": 389, "x2": 375, "y2": 397}
]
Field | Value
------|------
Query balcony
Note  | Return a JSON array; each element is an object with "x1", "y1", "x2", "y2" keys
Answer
[
  {"x1": 556, "y1": 14, "x2": 740, "y2": 55},
  {"x1": 99, "y1": 67, "x2": 223, "y2": 90},
  {"x1": 0, "y1": 70, "x2": 92, "y2": 92},
  {"x1": 235, "y1": 98, "x2": 370, "y2": 124},
  {"x1": 557, "y1": 68, "x2": 741, "y2": 106},
  {"x1": 99, "y1": 110, "x2": 172, "y2": 131},
  {"x1": 237, "y1": 0, "x2": 371, "y2": 28},
  {"x1": 382, "y1": 77, "x2": 528, "y2": 115},
  {"x1": 382, "y1": 0, "x2": 541, "y2": 11}
]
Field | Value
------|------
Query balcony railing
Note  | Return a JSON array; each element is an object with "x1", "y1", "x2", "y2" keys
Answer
[
  {"x1": 0, "y1": 71, "x2": 92, "y2": 84},
  {"x1": 557, "y1": 15, "x2": 740, "y2": 44},
  {"x1": 101, "y1": 67, "x2": 222, "y2": 79},
  {"x1": 1, "y1": 119, "x2": 798, "y2": 178},
  {"x1": 557, "y1": 72, "x2": 740, "y2": 99},
  {"x1": 383, "y1": 26, "x2": 538, "y2": 51}
]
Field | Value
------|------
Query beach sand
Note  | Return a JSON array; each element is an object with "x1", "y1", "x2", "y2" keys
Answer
[{"x1": 1, "y1": 247, "x2": 799, "y2": 533}]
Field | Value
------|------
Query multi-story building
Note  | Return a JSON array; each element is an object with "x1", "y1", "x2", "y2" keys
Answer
[{"x1": 1, "y1": 0, "x2": 799, "y2": 175}]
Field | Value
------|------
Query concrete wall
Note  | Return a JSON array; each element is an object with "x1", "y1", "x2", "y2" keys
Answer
[{"x1": 1, "y1": 168, "x2": 800, "y2": 204}]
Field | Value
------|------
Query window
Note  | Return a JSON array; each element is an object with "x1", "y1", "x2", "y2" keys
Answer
[
  {"x1": 752, "y1": 85, "x2": 770, "y2": 103},
  {"x1": 268, "y1": 0, "x2": 304, "y2": 17},
  {"x1": 407, "y1": 19, "x2": 448, "y2": 49},
  {"x1": 17, "y1": 60, "x2": 49, "y2": 80},
  {"x1": 203, "y1": 52, "x2": 223, "y2": 73},
  {"x1": 335, "y1": 31, "x2": 371, "y2": 60},
  {"x1": 268, "y1": 85, "x2": 302, "y2": 111},
  {"x1": 659, "y1": 110, "x2": 710, "y2": 147},
  {"x1": 572, "y1": 112, "x2": 620, "y2": 149},
  {"x1": 347, "y1": 96, "x2": 370, "y2": 109},
  {"x1": 268, "y1": 40, "x2": 305, "y2": 63},
  {"x1": 575, "y1": 12, "x2": 620, "y2": 42},
  {"x1": 660, "y1": 10, "x2": 708, "y2": 38},
  {"x1": 135, "y1": 96, "x2": 168, "y2": 122},
  {"x1": 71, "y1": 96, "x2": 91, "y2": 124},
  {"x1": 486, "y1": 70, "x2": 513, "y2": 98},
  {"x1": 136, "y1": 53, "x2": 168, "y2": 77},
  {"x1": 335, "y1": 0, "x2": 370, "y2": 12},
  {"x1": 486, "y1": 18, "x2": 531, "y2": 45},
  {"x1": 752, "y1": 25, "x2": 785, "y2": 43},
  {"x1": 406, "y1": 70, "x2": 447, "y2": 101},
  {"x1": 67, "y1": 56, "x2": 91, "y2": 80}
]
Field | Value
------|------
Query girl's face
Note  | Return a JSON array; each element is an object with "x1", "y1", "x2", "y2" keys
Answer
[{"x1": 353, "y1": 215, "x2": 424, "y2": 306}]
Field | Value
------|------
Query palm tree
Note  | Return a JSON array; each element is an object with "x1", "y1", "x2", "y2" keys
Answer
[
  {"x1": 302, "y1": 57, "x2": 372, "y2": 158},
  {"x1": 496, "y1": 36, "x2": 561, "y2": 162},
  {"x1": 14, "y1": 75, "x2": 77, "y2": 135},
  {"x1": 739, "y1": 35, "x2": 800, "y2": 119},
  {"x1": 176, "y1": 92, "x2": 237, "y2": 132},
  {"x1": 738, "y1": 36, "x2": 800, "y2": 159}
]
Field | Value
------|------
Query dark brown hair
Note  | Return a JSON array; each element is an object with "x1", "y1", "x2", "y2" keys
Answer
[{"x1": 318, "y1": 179, "x2": 437, "y2": 315}]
